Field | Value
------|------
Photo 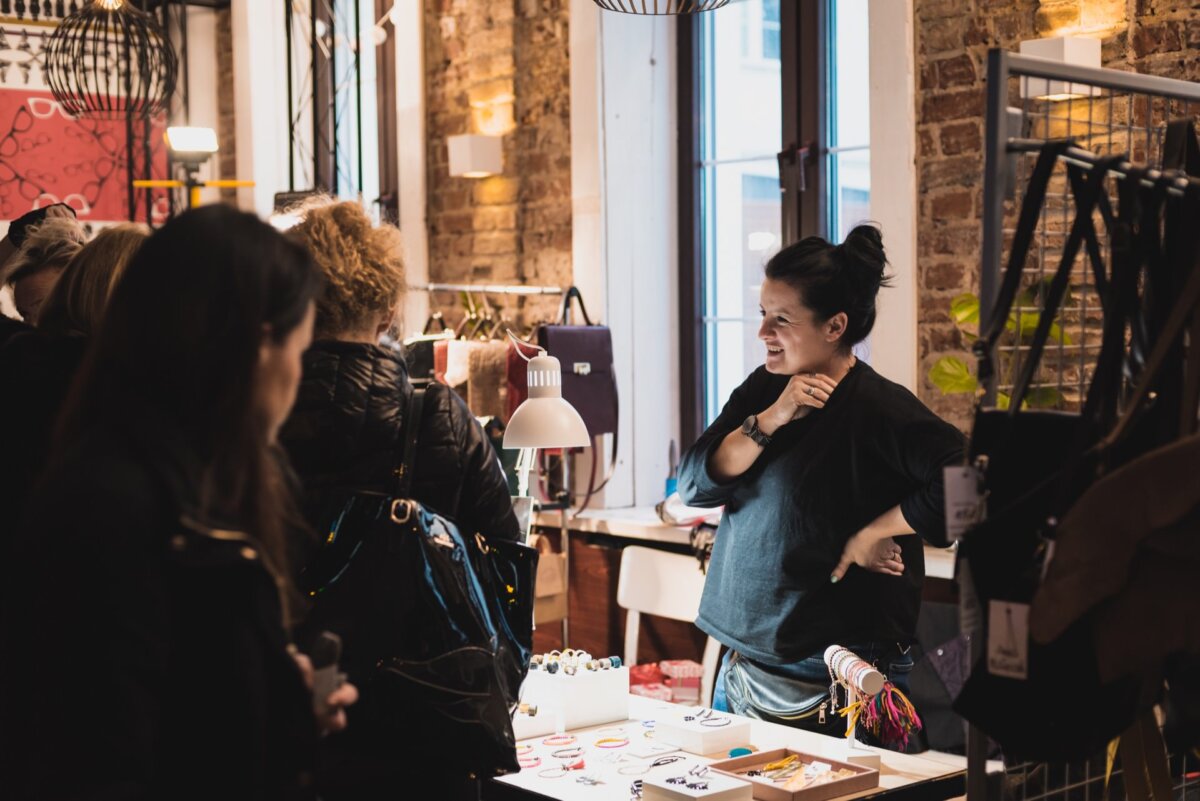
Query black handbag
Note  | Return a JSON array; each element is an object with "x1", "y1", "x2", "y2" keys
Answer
[
  {"x1": 301, "y1": 388, "x2": 538, "y2": 776},
  {"x1": 955, "y1": 151, "x2": 1200, "y2": 761}
]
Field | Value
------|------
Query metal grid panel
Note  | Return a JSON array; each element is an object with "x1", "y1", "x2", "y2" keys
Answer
[
  {"x1": 991, "y1": 69, "x2": 1199, "y2": 410},
  {"x1": 970, "y1": 50, "x2": 1200, "y2": 801},
  {"x1": 1003, "y1": 751, "x2": 1200, "y2": 801}
]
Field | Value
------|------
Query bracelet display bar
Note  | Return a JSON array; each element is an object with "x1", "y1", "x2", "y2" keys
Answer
[{"x1": 514, "y1": 665, "x2": 630, "y2": 739}]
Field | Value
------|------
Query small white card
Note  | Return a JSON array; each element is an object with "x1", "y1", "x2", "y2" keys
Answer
[
  {"x1": 987, "y1": 601, "x2": 1030, "y2": 680},
  {"x1": 944, "y1": 465, "x2": 984, "y2": 542}
]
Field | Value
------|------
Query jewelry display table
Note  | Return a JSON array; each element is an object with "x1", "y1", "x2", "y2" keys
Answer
[{"x1": 487, "y1": 695, "x2": 965, "y2": 801}]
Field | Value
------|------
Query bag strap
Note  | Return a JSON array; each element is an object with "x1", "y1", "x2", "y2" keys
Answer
[
  {"x1": 1009, "y1": 156, "x2": 1122, "y2": 413},
  {"x1": 1163, "y1": 120, "x2": 1200, "y2": 435},
  {"x1": 976, "y1": 140, "x2": 1073, "y2": 389},
  {"x1": 558, "y1": 286, "x2": 594, "y2": 326},
  {"x1": 395, "y1": 388, "x2": 427, "y2": 499},
  {"x1": 1102, "y1": 183, "x2": 1200, "y2": 450}
]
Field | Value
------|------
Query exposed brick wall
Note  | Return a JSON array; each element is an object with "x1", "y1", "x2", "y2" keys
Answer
[
  {"x1": 215, "y1": 8, "x2": 237, "y2": 204},
  {"x1": 424, "y1": 0, "x2": 572, "y2": 326},
  {"x1": 915, "y1": 0, "x2": 1200, "y2": 428}
]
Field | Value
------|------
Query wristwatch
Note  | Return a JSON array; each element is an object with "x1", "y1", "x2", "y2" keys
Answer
[{"x1": 740, "y1": 415, "x2": 772, "y2": 447}]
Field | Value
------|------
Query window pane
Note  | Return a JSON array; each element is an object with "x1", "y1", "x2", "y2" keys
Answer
[
  {"x1": 702, "y1": 0, "x2": 782, "y2": 162},
  {"x1": 827, "y1": 0, "x2": 870, "y2": 241},
  {"x1": 829, "y1": 149, "x2": 871, "y2": 240},
  {"x1": 705, "y1": 320, "x2": 764, "y2": 426},
  {"x1": 701, "y1": 159, "x2": 780, "y2": 423},
  {"x1": 830, "y1": 0, "x2": 870, "y2": 150}
]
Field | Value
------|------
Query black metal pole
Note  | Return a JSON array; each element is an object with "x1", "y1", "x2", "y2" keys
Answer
[
  {"x1": 330, "y1": 0, "x2": 338, "y2": 193},
  {"x1": 285, "y1": 0, "x2": 294, "y2": 191},
  {"x1": 311, "y1": 0, "x2": 319, "y2": 190},
  {"x1": 354, "y1": 0, "x2": 362, "y2": 195}
]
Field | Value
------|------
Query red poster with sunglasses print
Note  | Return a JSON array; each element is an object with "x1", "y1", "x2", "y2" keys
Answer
[{"x1": 0, "y1": 89, "x2": 170, "y2": 224}]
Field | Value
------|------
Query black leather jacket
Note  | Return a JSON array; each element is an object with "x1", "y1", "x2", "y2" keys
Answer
[{"x1": 280, "y1": 340, "x2": 519, "y2": 546}]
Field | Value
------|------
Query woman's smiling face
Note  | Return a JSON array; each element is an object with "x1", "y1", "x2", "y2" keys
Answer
[{"x1": 758, "y1": 277, "x2": 843, "y2": 375}]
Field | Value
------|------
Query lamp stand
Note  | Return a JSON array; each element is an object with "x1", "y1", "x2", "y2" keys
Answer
[{"x1": 560, "y1": 452, "x2": 571, "y2": 648}]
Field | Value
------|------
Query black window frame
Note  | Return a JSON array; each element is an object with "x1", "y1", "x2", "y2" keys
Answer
[{"x1": 677, "y1": 1, "x2": 828, "y2": 444}]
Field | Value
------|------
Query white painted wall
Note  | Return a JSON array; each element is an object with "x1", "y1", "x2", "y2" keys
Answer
[
  {"x1": 866, "y1": 0, "x2": 918, "y2": 392},
  {"x1": 231, "y1": 0, "x2": 290, "y2": 217},
  {"x1": 394, "y1": 0, "x2": 429, "y2": 336},
  {"x1": 585, "y1": 8, "x2": 681, "y2": 508}
]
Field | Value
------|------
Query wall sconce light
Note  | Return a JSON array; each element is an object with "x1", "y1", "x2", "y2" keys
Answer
[
  {"x1": 1018, "y1": 36, "x2": 1102, "y2": 101},
  {"x1": 448, "y1": 133, "x2": 503, "y2": 178}
]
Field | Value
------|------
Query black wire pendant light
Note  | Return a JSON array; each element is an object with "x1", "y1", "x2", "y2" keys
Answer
[
  {"x1": 591, "y1": 0, "x2": 730, "y2": 12},
  {"x1": 44, "y1": 0, "x2": 178, "y2": 119}
]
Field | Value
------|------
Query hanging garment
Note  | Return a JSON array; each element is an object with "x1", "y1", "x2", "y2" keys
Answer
[
  {"x1": 444, "y1": 339, "x2": 472, "y2": 390},
  {"x1": 1031, "y1": 432, "x2": 1200, "y2": 681},
  {"x1": 467, "y1": 340, "x2": 509, "y2": 421}
]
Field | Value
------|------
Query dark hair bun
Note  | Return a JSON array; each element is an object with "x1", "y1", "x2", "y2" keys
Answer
[{"x1": 837, "y1": 223, "x2": 890, "y2": 297}]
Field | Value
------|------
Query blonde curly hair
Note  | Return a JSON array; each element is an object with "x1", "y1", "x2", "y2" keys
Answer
[{"x1": 289, "y1": 199, "x2": 405, "y2": 339}]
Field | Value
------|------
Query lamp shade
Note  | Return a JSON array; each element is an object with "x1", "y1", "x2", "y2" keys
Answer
[{"x1": 503, "y1": 355, "x2": 590, "y2": 449}]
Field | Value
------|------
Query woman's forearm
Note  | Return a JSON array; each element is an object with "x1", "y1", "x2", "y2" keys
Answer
[
  {"x1": 860, "y1": 504, "x2": 916, "y2": 544},
  {"x1": 707, "y1": 427, "x2": 766, "y2": 482}
]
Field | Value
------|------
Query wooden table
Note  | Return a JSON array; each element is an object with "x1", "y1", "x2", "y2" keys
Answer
[{"x1": 486, "y1": 696, "x2": 966, "y2": 801}]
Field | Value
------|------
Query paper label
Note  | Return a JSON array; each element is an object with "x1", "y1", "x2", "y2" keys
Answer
[
  {"x1": 987, "y1": 601, "x2": 1030, "y2": 680},
  {"x1": 944, "y1": 465, "x2": 984, "y2": 542}
]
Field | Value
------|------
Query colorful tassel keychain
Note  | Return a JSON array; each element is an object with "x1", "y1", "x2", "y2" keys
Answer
[{"x1": 839, "y1": 680, "x2": 923, "y2": 751}]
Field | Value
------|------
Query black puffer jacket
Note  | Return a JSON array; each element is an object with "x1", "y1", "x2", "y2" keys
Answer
[
  {"x1": 280, "y1": 340, "x2": 519, "y2": 543},
  {"x1": 278, "y1": 341, "x2": 520, "y2": 800}
]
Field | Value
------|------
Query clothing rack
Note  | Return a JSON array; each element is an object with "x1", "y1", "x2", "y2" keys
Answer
[
  {"x1": 411, "y1": 282, "x2": 565, "y2": 296},
  {"x1": 969, "y1": 48, "x2": 1200, "y2": 801}
]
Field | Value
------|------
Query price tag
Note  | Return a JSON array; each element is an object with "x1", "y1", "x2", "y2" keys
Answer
[
  {"x1": 943, "y1": 465, "x2": 984, "y2": 542},
  {"x1": 987, "y1": 601, "x2": 1030, "y2": 680}
]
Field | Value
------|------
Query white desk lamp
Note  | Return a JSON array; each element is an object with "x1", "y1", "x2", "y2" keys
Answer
[{"x1": 504, "y1": 335, "x2": 590, "y2": 646}]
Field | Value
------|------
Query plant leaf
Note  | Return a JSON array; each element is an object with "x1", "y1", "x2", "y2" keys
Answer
[
  {"x1": 1024, "y1": 386, "x2": 1063, "y2": 409},
  {"x1": 928, "y1": 357, "x2": 978, "y2": 395},
  {"x1": 950, "y1": 293, "x2": 980, "y2": 328}
]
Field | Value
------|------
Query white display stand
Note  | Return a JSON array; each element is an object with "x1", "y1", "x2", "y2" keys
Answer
[
  {"x1": 513, "y1": 666, "x2": 630, "y2": 739},
  {"x1": 655, "y1": 710, "x2": 752, "y2": 756},
  {"x1": 643, "y1": 771, "x2": 753, "y2": 801}
]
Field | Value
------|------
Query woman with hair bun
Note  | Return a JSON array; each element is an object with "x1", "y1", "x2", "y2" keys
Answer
[{"x1": 678, "y1": 224, "x2": 963, "y2": 746}]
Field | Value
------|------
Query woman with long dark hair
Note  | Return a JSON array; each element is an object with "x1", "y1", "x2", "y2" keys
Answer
[
  {"x1": 0, "y1": 205, "x2": 355, "y2": 800},
  {"x1": 678, "y1": 225, "x2": 963, "y2": 748}
]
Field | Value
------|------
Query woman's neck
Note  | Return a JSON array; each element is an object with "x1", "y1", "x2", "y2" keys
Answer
[{"x1": 813, "y1": 351, "x2": 856, "y2": 382}]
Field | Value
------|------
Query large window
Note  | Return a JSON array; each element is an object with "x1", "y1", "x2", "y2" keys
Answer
[{"x1": 680, "y1": 0, "x2": 872, "y2": 437}]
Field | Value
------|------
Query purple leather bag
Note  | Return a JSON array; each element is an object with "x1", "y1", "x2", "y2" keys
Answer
[{"x1": 536, "y1": 287, "x2": 618, "y2": 438}]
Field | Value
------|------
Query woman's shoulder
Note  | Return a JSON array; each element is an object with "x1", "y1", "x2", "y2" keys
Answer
[{"x1": 852, "y1": 362, "x2": 953, "y2": 426}]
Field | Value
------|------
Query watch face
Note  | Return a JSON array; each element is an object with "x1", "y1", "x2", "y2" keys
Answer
[{"x1": 741, "y1": 416, "x2": 756, "y2": 435}]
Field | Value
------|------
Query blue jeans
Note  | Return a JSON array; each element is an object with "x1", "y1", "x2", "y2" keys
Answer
[{"x1": 712, "y1": 642, "x2": 914, "y2": 714}]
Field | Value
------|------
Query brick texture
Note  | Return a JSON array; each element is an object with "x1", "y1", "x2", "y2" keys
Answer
[
  {"x1": 216, "y1": 9, "x2": 237, "y2": 204},
  {"x1": 425, "y1": 0, "x2": 572, "y2": 327},
  {"x1": 914, "y1": 0, "x2": 1200, "y2": 428}
]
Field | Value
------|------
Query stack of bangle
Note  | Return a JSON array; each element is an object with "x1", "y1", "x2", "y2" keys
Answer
[
  {"x1": 529, "y1": 650, "x2": 623, "y2": 674},
  {"x1": 825, "y1": 646, "x2": 878, "y2": 694}
]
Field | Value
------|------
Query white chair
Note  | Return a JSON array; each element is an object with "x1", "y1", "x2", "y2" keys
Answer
[{"x1": 616, "y1": 545, "x2": 722, "y2": 707}]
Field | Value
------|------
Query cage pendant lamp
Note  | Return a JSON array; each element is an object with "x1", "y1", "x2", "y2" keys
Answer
[
  {"x1": 591, "y1": 0, "x2": 730, "y2": 14},
  {"x1": 45, "y1": 0, "x2": 178, "y2": 119}
]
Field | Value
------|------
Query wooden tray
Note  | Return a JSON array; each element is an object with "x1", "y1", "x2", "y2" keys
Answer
[{"x1": 708, "y1": 748, "x2": 879, "y2": 801}]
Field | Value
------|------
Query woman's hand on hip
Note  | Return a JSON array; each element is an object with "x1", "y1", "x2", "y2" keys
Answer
[
  {"x1": 831, "y1": 532, "x2": 905, "y2": 583},
  {"x1": 759, "y1": 373, "x2": 840, "y2": 434}
]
